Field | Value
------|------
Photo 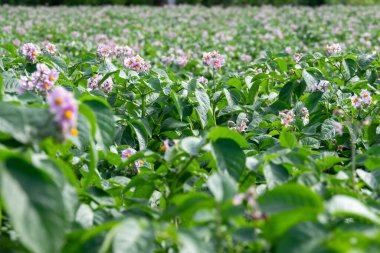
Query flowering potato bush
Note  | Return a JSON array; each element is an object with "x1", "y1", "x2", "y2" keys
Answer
[{"x1": 1, "y1": 5, "x2": 380, "y2": 253}]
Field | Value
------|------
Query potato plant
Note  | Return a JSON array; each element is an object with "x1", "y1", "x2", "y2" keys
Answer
[{"x1": 0, "y1": 5, "x2": 380, "y2": 253}]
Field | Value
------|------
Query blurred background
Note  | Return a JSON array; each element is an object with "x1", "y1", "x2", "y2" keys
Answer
[{"x1": 0, "y1": 0, "x2": 379, "y2": 6}]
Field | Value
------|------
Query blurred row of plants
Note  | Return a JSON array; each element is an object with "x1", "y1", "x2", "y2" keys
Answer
[{"x1": 2, "y1": 0, "x2": 380, "y2": 6}]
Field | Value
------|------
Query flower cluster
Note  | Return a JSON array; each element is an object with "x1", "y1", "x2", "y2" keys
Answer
[
  {"x1": 22, "y1": 43, "x2": 39, "y2": 61},
  {"x1": 311, "y1": 80, "x2": 329, "y2": 92},
  {"x1": 279, "y1": 110, "x2": 295, "y2": 127},
  {"x1": 279, "y1": 107, "x2": 309, "y2": 127},
  {"x1": 87, "y1": 74, "x2": 113, "y2": 94},
  {"x1": 233, "y1": 187, "x2": 266, "y2": 221},
  {"x1": 333, "y1": 122, "x2": 343, "y2": 136},
  {"x1": 351, "y1": 90, "x2": 372, "y2": 109},
  {"x1": 19, "y1": 63, "x2": 59, "y2": 94},
  {"x1": 293, "y1": 53, "x2": 303, "y2": 63},
  {"x1": 43, "y1": 42, "x2": 57, "y2": 54},
  {"x1": 161, "y1": 48, "x2": 190, "y2": 68},
  {"x1": 202, "y1": 50, "x2": 225, "y2": 70},
  {"x1": 326, "y1": 43, "x2": 342, "y2": 54},
  {"x1": 228, "y1": 118, "x2": 249, "y2": 133},
  {"x1": 47, "y1": 86, "x2": 78, "y2": 138},
  {"x1": 96, "y1": 44, "x2": 112, "y2": 58},
  {"x1": 114, "y1": 45, "x2": 134, "y2": 58},
  {"x1": 123, "y1": 55, "x2": 150, "y2": 73},
  {"x1": 240, "y1": 54, "x2": 252, "y2": 63},
  {"x1": 121, "y1": 148, "x2": 144, "y2": 175},
  {"x1": 197, "y1": 76, "x2": 208, "y2": 85}
]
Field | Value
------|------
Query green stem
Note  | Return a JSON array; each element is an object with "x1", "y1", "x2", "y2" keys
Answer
[
  {"x1": 346, "y1": 119, "x2": 357, "y2": 193},
  {"x1": 350, "y1": 133, "x2": 357, "y2": 192},
  {"x1": 141, "y1": 94, "x2": 146, "y2": 118},
  {"x1": 216, "y1": 204, "x2": 223, "y2": 253},
  {"x1": 212, "y1": 68, "x2": 217, "y2": 124}
]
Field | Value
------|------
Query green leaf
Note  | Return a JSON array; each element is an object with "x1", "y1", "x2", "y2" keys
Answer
[
  {"x1": 107, "y1": 218, "x2": 155, "y2": 253},
  {"x1": 326, "y1": 195, "x2": 380, "y2": 224},
  {"x1": 207, "y1": 172, "x2": 237, "y2": 203},
  {"x1": 276, "y1": 222, "x2": 327, "y2": 253},
  {"x1": 356, "y1": 169, "x2": 380, "y2": 190},
  {"x1": 342, "y1": 58, "x2": 357, "y2": 80},
  {"x1": 257, "y1": 184, "x2": 323, "y2": 215},
  {"x1": 195, "y1": 89, "x2": 211, "y2": 129},
  {"x1": 82, "y1": 98, "x2": 115, "y2": 149},
  {"x1": 211, "y1": 138, "x2": 246, "y2": 180},
  {"x1": 358, "y1": 54, "x2": 377, "y2": 69},
  {"x1": 279, "y1": 131, "x2": 298, "y2": 149},
  {"x1": 0, "y1": 157, "x2": 69, "y2": 253},
  {"x1": 170, "y1": 91, "x2": 183, "y2": 120},
  {"x1": 2, "y1": 71, "x2": 19, "y2": 93},
  {"x1": 226, "y1": 77, "x2": 241, "y2": 89},
  {"x1": 178, "y1": 229, "x2": 214, "y2": 253},
  {"x1": 302, "y1": 68, "x2": 319, "y2": 90},
  {"x1": 320, "y1": 118, "x2": 336, "y2": 141},
  {"x1": 263, "y1": 162, "x2": 290, "y2": 189},
  {"x1": 208, "y1": 127, "x2": 249, "y2": 148},
  {"x1": 181, "y1": 137, "x2": 203, "y2": 156},
  {"x1": 129, "y1": 120, "x2": 149, "y2": 150}
]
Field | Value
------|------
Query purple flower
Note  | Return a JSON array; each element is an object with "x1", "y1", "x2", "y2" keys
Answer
[
  {"x1": 197, "y1": 76, "x2": 208, "y2": 85},
  {"x1": 101, "y1": 77, "x2": 113, "y2": 94},
  {"x1": 123, "y1": 55, "x2": 150, "y2": 73},
  {"x1": 114, "y1": 45, "x2": 134, "y2": 58},
  {"x1": 326, "y1": 43, "x2": 342, "y2": 54},
  {"x1": 43, "y1": 42, "x2": 56, "y2": 54},
  {"x1": 202, "y1": 50, "x2": 225, "y2": 70},
  {"x1": 96, "y1": 44, "x2": 112, "y2": 58},
  {"x1": 18, "y1": 76, "x2": 34, "y2": 94},
  {"x1": 87, "y1": 74, "x2": 103, "y2": 90},
  {"x1": 47, "y1": 87, "x2": 78, "y2": 138},
  {"x1": 334, "y1": 122, "x2": 343, "y2": 136},
  {"x1": 360, "y1": 90, "x2": 372, "y2": 106},
  {"x1": 240, "y1": 54, "x2": 252, "y2": 63},
  {"x1": 22, "y1": 43, "x2": 38, "y2": 61},
  {"x1": 121, "y1": 148, "x2": 137, "y2": 160},
  {"x1": 351, "y1": 95, "x2": 362, "y2": 109}
]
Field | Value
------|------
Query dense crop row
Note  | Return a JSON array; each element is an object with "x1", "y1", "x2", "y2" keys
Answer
[{"x1": 0, "y1": 5, "x2": 380, "y2": 253}]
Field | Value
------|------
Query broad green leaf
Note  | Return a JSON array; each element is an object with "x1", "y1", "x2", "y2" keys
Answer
[
  {"x1": 320, "y1": 118, "x2": 336, "y2": 140},
  {"x1": 276, "y1": 222, "x2": 327, "y2": 253},
  {"x1": 342, "y1": 58, "x2": 357, "y2": 80},
  {"x1": 279, "y1": 131, "x2": 298, "y2": 149},
  {"x1": 326, "y1": 195, "x2": 380, "y2": 224},
  {"x1": 83, "y1": 98, "x2": 115, "y2": 149},
  {"x1": 0, "y1": 157, "x2": 69, "y2": 253},
  {"x1": 208, "y1": 127, "x2": 249, "y2": 148},
  {"x1": 181, "y1": 136, "x2": 203, "y2": 156},
  {"x1": 257, "y1": 184, "x2": 323, "y2": 215},
  {"x1": 195, "y1": 89, "x2": 211, "y2": 129},
  {"x1": 211, "y1": 138, "x2": 246, "y2": 180},
  {"x1": 263, "y1": 162, "x2": 290, "y2": 189},
  {"x1": 108, "y1": 218, "x2": 155, "y2": 253},
  {"x1": 207, "y1": 172, "x2": 238, "y2": 203}
]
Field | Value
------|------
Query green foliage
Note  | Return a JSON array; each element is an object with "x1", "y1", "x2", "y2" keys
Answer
[{"x1": 0, "y1": 4, "x2": 380, "y2": 253}]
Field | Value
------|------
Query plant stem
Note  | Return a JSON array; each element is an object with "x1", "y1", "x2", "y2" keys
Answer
[
  {"x1": 141, "y1": 94, "x2": 146, "y2": 118},
  {"x1": 350, "y1": 134, "x2": 357, "y2": 192},
  {"x1": 216, "y1": 204, "x2": 223, "y2": 253},
  {"x1": 212, "y1": 68, "x2": 217, "y2": 124}
]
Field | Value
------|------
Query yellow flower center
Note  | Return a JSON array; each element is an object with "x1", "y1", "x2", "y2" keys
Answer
[
  {"x1": 55, "y1": 97, "x2": 63, "y2": 105},
  {"x1": 64, "y1": 110, "x2": 73, "y2": 119},
  {"x1": 49, "y1": 75, "x2": 55, "y2": 81},
  {"x1": 32, "y1": 51, "x2": 37, "y2": 56},
  {"x1": 70, "y1": 128, "x2": 79, "y2": 136},
  {"x1": 43, "y1": 83, "x2": 49, "y2": 89}
]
